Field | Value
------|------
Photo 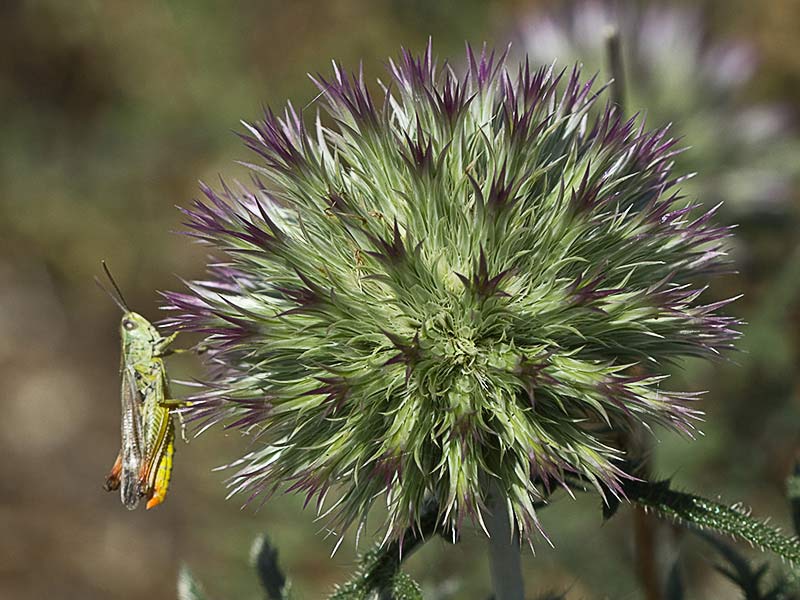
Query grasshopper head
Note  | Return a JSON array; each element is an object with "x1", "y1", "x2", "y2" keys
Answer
[
  {"x1": 120, "y1": 311, "x2": 161, "y2": 343},
  {"x1": 97, "y1": 262, "x2": 161, "y2": 344}
]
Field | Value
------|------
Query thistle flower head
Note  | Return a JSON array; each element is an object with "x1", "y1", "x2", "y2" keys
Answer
[
  {"x1": 519, "y1": 2, "x2": 800, "y2": 216},
  {"x1": 164, "y1": 43, "x2": 737, "y2": 542}
]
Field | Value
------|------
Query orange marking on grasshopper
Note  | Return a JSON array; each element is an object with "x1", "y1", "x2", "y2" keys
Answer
[{"x1": 104, "y1": 454, "x2": 123, "y2": 492}]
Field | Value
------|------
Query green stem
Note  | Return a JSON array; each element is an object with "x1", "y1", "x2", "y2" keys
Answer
[
  {"x1": 604, "y1": 26, "x2": 626, "y2": 115},
  {"x1": 625, "y1": 480, "x2": 800, "y2": 564},
  {"x1": 485, "y1": 481, "x2": 525, "y2": 600}
]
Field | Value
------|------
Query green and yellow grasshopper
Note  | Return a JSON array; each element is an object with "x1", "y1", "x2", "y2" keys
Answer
[{"x1": 98, "y1": 262, "x2": 183, "y2": 510}]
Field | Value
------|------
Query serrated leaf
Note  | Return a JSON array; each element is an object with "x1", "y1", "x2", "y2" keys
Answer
[{"x1": 695, "y1": 530, "x2": 800, "y2": 600}]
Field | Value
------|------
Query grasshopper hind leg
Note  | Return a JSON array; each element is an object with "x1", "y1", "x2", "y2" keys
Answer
[
  {"x1": 145, "y1": 427, "x2": 175, "y2": 510},
  {"x1": 104, "y1": 453, "x2": 122, "y2": 491},
  {"x1": 104, "y1": 451, "x2": 141, "y2": 510}
]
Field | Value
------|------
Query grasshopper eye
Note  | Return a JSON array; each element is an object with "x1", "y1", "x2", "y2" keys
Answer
[{"x1": 123, "y1": 319, "x2": 136, "y2": 331}]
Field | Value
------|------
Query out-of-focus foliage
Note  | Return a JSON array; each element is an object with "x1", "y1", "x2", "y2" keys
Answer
[
  {"x1": 695, "y1": 532, "x2": 800, "y2": 600},
  {"x1": 788, "y1": 462, "x2": 800, "y2": 537},
  {"x1": 2, "y1": 0, "x2": 799, "y2": 599},
  {"x1": 177, "y1": 567, "x2": 210, "y2": 600},
  {"x1": 518, "y1": 2, "x2": 800, "y2": 220},
  {"x1": 251, "y1": 535, "x2": 290, "y2": 600}
]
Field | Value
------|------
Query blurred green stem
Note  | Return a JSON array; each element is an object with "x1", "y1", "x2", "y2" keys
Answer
[
  {"x1": 604, "y1": 26, "x2": 626, "y2": 113},
  {"x1": 485, "y1": 481, "x2": 525, "y2": 600}
]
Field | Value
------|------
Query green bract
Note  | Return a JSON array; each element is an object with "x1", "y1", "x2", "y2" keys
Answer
[{"x1": 164, "y1": 44, "x2": 737, "y2": 542}]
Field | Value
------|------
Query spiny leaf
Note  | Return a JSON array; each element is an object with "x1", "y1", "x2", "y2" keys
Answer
[
  {"x1": 328, "y1": 498, "x2": 440, "y2": 599},
  {"x1": 694, "y1": 531, "x2": 800, "y2": 600},
  {"x1": 624, "y1": 480, "x2": 800, "y2": 565},
  {"x1": 389, "y1": 572, "x2": 423, "y2": 600}
]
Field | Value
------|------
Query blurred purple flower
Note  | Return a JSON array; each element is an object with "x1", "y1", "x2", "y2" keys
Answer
[{"x1": 518, "y1": 2, "x2": 799, "y2": 217}]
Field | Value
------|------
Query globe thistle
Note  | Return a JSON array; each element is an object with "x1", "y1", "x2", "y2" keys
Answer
[
  {"x1": 518, "y1": 2, "x2": 800, "y2": 218},
  {"x1": 163, "y1": 44, "x2": 737, "y2": 543}
]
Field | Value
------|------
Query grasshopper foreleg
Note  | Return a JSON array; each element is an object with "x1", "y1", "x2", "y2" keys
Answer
[{"x1": 155, "y1": 332, "x2": 179, "y2": 357}]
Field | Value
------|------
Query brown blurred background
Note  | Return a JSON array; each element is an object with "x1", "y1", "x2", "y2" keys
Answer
[{"x1": 1, "y1": 1, "x2": 799, "y2": 598}]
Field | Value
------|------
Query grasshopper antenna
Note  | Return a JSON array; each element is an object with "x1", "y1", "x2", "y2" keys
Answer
[{"x1": 96, "y1": 260, "x2": 131, "y2": 313}]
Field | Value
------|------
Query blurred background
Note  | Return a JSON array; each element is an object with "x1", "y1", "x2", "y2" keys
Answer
[{"x1": 1, "y1": 0, "x2": 799, "y2": 598}]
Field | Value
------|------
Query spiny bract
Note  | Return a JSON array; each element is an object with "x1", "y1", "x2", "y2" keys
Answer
[{"x1": 163, "y1": 44, "x2": 737, "y2": 542}]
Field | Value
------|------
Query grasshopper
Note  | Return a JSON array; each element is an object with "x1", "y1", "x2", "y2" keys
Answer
[{"x1": 98, "y1": 262, "x2": 184, "y2": 510}]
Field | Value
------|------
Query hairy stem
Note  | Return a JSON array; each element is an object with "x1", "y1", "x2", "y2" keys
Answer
[{"x1": 626, "y1": 480, "x2": 800, "y2": 564}]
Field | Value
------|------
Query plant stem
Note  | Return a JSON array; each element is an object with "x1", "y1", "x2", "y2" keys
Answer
[
  {"x1": 604, "y1": 26, "x2": 626, "y2": 114},
  {"x1": 633, "y1": 505, "x2": 662, "y2": 600},
  {"x1": 625, "y1": 425, "x2": 662, "y2": 600},
  {"x1": 485, "y1": 481, "x2": 525, "y2": 600},
  {"x1": 626, "y1": 480, "x2": 800, "y2": 563}
]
